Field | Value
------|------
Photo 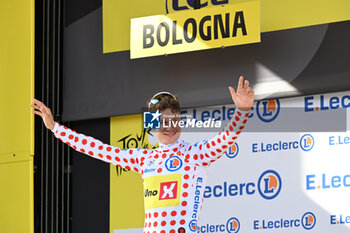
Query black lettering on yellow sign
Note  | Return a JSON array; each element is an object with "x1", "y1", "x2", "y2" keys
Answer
[{"x1": 143, "y1": 11, "x2": 247, "y2": 49}]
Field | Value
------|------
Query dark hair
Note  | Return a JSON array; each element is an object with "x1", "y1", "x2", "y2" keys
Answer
[{"x1": 147, "y1": 95, "x2": 181, "y2": 113}]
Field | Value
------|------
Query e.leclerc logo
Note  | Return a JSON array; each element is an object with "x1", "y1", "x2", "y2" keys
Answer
[
  {"x1": 304, "y1": 94, "x2": 350, "y2": 112},
  {"x1": 225, "y1": 143, "x2": 239, "y2": 159},
  {"x1": 330, "y1": 214, "x2": 350, "y2": 225},
  {"x1": 204, "y1": 170, "x2": 282, "y2": 200},
  {"x1": 253, "y1": 212, "x2": 316, "y2": 230},
  {"x1": 306, "y1": 172, "x2": 350, "y2": 190},
  {"x1": 252, "y1": 133, "x2": 314, "y2": 153},
  {"x1": 256, "y1": 99, "x2": 280, "y2": 123},
  {"x1": 165, "y1": 155, "x2": 183, "y2": 172},
  {"x1": 196, "y1": 217, "x2": 240, "y2": 233}
]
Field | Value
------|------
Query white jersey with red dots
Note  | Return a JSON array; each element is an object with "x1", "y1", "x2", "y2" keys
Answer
[{"x1": 51, "y1": 109, "x2": 250, "y2": 233}]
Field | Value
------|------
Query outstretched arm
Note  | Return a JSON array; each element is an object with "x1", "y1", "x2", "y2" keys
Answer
[
  {"x1": 187, "y1": 76, "x2": 254, "y2": 166},
  {"x1": 30, "y1": 98, "x2": 147, "y2": 174}
]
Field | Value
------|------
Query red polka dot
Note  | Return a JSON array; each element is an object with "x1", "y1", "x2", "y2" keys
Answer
[
  {"x1": 222, "y1": 145, "x2": 227, "y2": 149},
  {"x1": 184, "y1": 174, "x2": 189, "y2": 180},
  {"x1": 115, "y1": 157, "x2": 120, "y2": 161},
  {"x1": 239, "y1": 125, "x2": 245, "y2": 130},
  {"x1": 161, "y1": 231, "x2": 165, "y2": 233},
  {"x1": 183, "y1": 183, "x2": 189, "y2": 188},
  {"x1": 134, "y1": 168, "x2": 139, "y2": 172},
  {"x1": 148, "y1": 213, "x2": 151, "y2": 218},
  {"x1": 217, "y1": 138, "x2": 221, "y2": 143},
  {"x1": 107, "y1": 147, "x2": 112, "y2": 152},
  {"x1": 74, "y1": 137, "x2": 79, "y2": 142},
  {"x1": 153, "y1": 231, "x2": 156, "y2": 233},
  {"x1": 98, "y1": 145, "x2": 103, "y2": 150},
  {"x1": 206, "y1": 143, "x2": 210, "y2": 149},
  {"x1": 211, "y1": 151, "x2": 216, "y2": 156},
  {"x1": 216, "y1": 149, "x2": 222, "y2": 153},
  {"x1": 232, "y1": 121, "x2": 237, "y2": 127},
  {"x1": 129, "y1": 150, "x2": 133, "y2": 155},
  {"x1": 232, "y1": 136, "x2": 237, "y2": 140},
  {"x1": 154, "y1": 212, "x2": 158, "y2": 218},
  {"x1": 200, "y1": 154, "x2": 204, "y2": 159},
  {"x1": 80, "y1": 148, "x2": 85, "y2": 153},
  {"x1": 228, "y1": 141, "x2": 234, "y2": 145},
  {"x1": 171, "y1": 211, "x2": 177, "y2": 216},
  {"x1": 98, "y1": 153, "x2": 103, "y2": 158},
  {"x1": 202, "y1": 162, "x2": 208, "y2": 166},
  {"x1": 154, "y1": 154, "x2": 159, "y2": 159},
  {"x1": 145, "y1": 214, "x2": 147, "y2": 219},
  {"x1": 63, "y1": 126, "x2": 67, "y2": 129},
  {"x1": 222, "y1": 135, "x2": 226, "y2": 140},
  {"x1": 211, "y1": 141, "x2": 216, "y2": 146},
  {"x1": 181, "y1": 210, "x2": 186, "y2": 216},
  {"x1": 90, "y1": 142, "x2": 95, "y2": 147},
  {"x1": 88, "y1": 151, "x2": 94, "y2": 156},
  {"x1": 181, "y1": 201, "x2": 187, "y2": 206},
  {"x1": 162, "y1": 211, "x2": 167, "y2": 217},
  {"x1": 229, "y1": 125, "x2": 233, "y2": 131},
  {"x1": 236, "y1": 131, "x2": 241, "y2": 135},
  {"x1": 130, "y1": 158, "x2": 135, "y2": 164},
  {"x1": 182, "y1": 192, "x2": 188, "y2": 198},
  {"x1": 73, "y1": 145, "x2": 77, "y2": 150},
  {"x1": 237, "y1": 111, "x2": 242, "y2": 116},
  {"x1": 123, "y1": 158, "x2": 128, "y2": 163},
  {"x1": 235, "y1": 116, "x2": 240, "y2": 121},
  {"x1": 125, "y1": 166, "x2": 131, "y2": 170},
  {"x1": 153, "y1": 221, "x2": 158, "y2": 227},
  {"x1": 67, "y1": 142, "x2": 71, "y2": 146},
  {"x1": 180, "y1": 219, "x2": 186, "y2": 225},
  {"x1": 243, "y1": 119, "x2": 247, "y2": 124},
  {"x1": 170, "y1": 230, "x2": 175, "y2": 233},
  {"x1": 173, "y1": 148, "x2": 178, "y2": 152},
  {"x1": 107, "y1": 155, "x2": 112, "y2": 160},
  {"x1": 193, "y1": 154, "x2": 198, "y2": 160},
  {"x1": 162, "y1": 153, "x2": 167, "y2": 158},
  {"x1": 199, "y1": 144, "x2": 202, "y2": 150},
  {"x1": 185, "y1": 166, "x2": 190, "y2": 171},
  {"x1": 136, "y1": 158, "x2": 139, "y2": 164},
  {"x1": 148, "y1": 222, "x2": 151, "y2": 227},
  {"x1": 170, "y1": 220, "x2": 176, "y2": 226},
  {"x1": 245, "y1": 112, "x2": 249, "y2": 117},
  {"x1": 114, "y1": 148, "x2": 120, "y2": 153},
  {"x1": 161, "y1": 221, "x2": 166, "y2": 226},
  {"x1": 82, "y1": 139, "x2": 87, "y2": 145},
  {"x1": 68, "y1": 135, "x2": 74, "y2": 140},
  {"x1": 157, "y1": 168, "x2": 162, "y2": 173},
  {"x1": 60, "y1": 132, "x2": 66, "y2": 137}
]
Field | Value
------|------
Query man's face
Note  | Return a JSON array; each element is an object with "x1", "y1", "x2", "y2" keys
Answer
[{"x1": 155, "y1": 108, "x2": 181, "y2": 145}]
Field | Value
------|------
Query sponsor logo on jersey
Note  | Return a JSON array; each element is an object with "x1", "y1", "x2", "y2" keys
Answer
[
  {"x1": 189, "y1": 177, "x2": 204, "y2": 231},
  {"x1": 165, "y1": 155, "x2": 183, "y2": 171},
  {"x1": 225, "y1": 143, "x2": 239, "y2": 159},
  {"x1": 252, "y1": 133, "x2": 314, "y2": 153},
  {"x1": 143, "y1": 174, "x2": 182, "y2": 209},
  {"x1": 253, "y1": 212, "x2": 316, "y2": 230},
  {"x1": 306, "y1": 173, "x2": 350, "y2": 190},
  {"x1": 197, "y1": 217, "x2": 240, "y2": 233},
  {"x1": 304, "y1": 94, "x2": 350, "y2": 112},
  {"x1": 330, "y1": 214, "x2": 350, "y2": 225},
  {"x1": 204, "y1": 170, "x2": 282, "y2": 200}
]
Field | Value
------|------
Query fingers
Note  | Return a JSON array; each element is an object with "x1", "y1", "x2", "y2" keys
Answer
[
  {"x1": 228, "y1": 86, "x2": 236, "y2": 98},
  {"x1": 244, "y1": 79, "x2": 249, "y2": 89},
  {"x1": 32, "y1": 110, "x2": 42, "y2": 117},
  {"x1": 237, "y1": 76, "x2": 243, "y2": 90}
]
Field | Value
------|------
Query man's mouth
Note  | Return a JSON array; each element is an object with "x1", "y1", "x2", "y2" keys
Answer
[{"x1": 164, "y1": 131, "x2": 176, "y2": 138}]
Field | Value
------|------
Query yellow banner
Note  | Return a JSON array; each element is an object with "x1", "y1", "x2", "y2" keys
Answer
[
  {"x1": 103, "y1": 0, "x2": 350, "y2": 54},
  {"x1": 130, "y1": 1, "x2": 260, "y2": 58}
]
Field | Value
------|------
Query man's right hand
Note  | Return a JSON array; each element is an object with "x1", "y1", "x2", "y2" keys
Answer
[{"x1": 30, "y1": 98, "x2": 55, "y2": 131}]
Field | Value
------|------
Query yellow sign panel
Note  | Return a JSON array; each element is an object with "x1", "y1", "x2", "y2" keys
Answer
[
  {"x1": 130, "y1": 1, "x2": 260, "y2": 58},
  {"x1": 144, "y1": 174, "x2": 182, "y2": 210},
  {"x1": 103, "y1": 0, "x2": 350, "y2": 54}
]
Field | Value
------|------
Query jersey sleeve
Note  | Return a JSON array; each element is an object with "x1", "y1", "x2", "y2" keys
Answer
[
  {"x1": 186, "y1": 109, "x2": 250, "y2": 166},
  {"x1": 51, "y1": 122, "x2": 148, "y2": 174}
]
